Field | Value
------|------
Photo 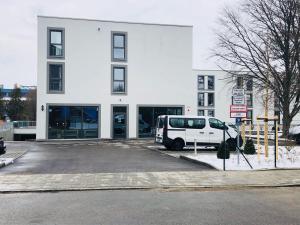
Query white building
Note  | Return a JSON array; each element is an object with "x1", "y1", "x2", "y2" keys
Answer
[
  {"x1": 36, "y1": 16, "x2": 299, "y2": 140},
  {"x1": 36, "y1": 16, "x2": 195, "y2": 140},
  {"x1": 194, "y1": 69, "x2": 300, "y2": 126}
]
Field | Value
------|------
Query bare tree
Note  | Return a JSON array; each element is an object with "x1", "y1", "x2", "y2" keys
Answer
[
  {"x1": 23, "y1": 89, "x2": 37, "y2": 121},
  {"x1": 213, "y1": 0, "x2": 300, "y2": 136}
]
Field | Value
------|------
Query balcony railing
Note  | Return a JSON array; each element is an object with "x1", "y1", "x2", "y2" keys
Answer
[{"x1": 13, "y1": 121, "x2": 36, "y2": 128}]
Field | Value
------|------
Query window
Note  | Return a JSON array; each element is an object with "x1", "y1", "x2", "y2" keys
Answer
[
  {"x1": 237, "y1": 76, "x2": 243, "y2": 88},
  {"x1": 112, "y1": 32, "x2": 127, "y2": 61},
  {"x1": 139, "y1": 107, "x2": 182, "y2": 137},
  {"x1": 169, "y1": 118, "x2": 185, "y2": 128},
  {"x1": 48, "y1": 28, "x2": 64, "y2": 58},
  {"x1": 246, "y1": 78, "x2": 253, "y2": 91},
  {"x1": 112, "y1": 66, "x2": 126, "y2": 94},
  {"x1": 247, "y1": 110, "x2": 253, "y2": 124},
  {"x1": 208, "y1": 93, "x2": 214, "y2": 106},
  {"x1": 208, "y1": 76, "x2": 215, "y2": 90},
  {"x1": 198, "y1": 93, "x2": 205, "y2": 106},
  {"x1": 48, "y1": 63, "x2": 64, "y2": 93},
  {"x1": 48, "y1": 105, "x2": 99, "y2": 139},
  {"x1": 198, "y1": 110, "x2": 205, "y2": 116},
  {"x1": 186, "y1": 118, "x2": 206, "y2": 129},
  {"x1": 246, "y1": 93, "x2": 253, "y2": 107},
  {"x1": 207, "y1": 110, "x2": 215, "y2": 117},
  {"x1": 198, "y1": 76, "x2": 204, "y2": 89},
  {"x1": 209, "y1": 118, "x2": 226, "y2": 130}
]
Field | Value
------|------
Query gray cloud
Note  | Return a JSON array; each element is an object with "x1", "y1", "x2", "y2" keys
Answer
[{"x1": 0, "y1": 0, "x2": 239, "y2": 87}]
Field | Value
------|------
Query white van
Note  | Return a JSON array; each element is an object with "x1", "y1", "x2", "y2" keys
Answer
[{"x1": 155, "y1": 115, "x2": 239, "y2": 150}]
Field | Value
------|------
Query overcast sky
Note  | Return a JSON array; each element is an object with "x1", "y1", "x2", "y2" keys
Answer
[{"x1": 0, "y1": 0, "x2": 240, "y2": 88}]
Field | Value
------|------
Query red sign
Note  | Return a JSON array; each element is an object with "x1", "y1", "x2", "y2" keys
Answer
[{"x1": 230, "y1": 105, "x2": 247, "y2": 113}]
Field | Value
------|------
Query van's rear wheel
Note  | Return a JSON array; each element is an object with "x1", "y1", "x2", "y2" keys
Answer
[
  {"x1": 164, "y1": 144, "x2": 172, "y2": 150},
  {"x1": 172, "y1": 139, "x2": 184, "y2": 150}
]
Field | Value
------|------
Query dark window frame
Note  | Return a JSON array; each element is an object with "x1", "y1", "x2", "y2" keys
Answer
[
  {"x1": 111, "y1": 65, "x2": 127, "y2": 94},
  {"x1": 207, "y1": 109, "x2": 215, "y2": 117},
  {"x1": 208, "y1": 93, "x2": 215, "y2": 107},
  {"x1": 198, "y1": 93, "x2": 205, "y2": 106},
  {"x1": 207, "y1": 75, "x2": 215, "y2": 90},
  {"x1": 237, "y1": 76, "x2": 244, "y2": 89},
  {"x1": 47, "y1": 27, "x2": 65, "y2": 59},
  {"x1": 198, "y1": 75, "x2": 205, "y2": 90},
  {"x1": 198, "y1": 110, "x2": 205, "y2": 116},
  {"x1": 111, "y1": 31, "x2": 127, "y2": 62},
  {"x1": 47, "y1": 62, "x2": 65, "y2": 94}
]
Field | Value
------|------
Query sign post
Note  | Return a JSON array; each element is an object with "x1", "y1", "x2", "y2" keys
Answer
[{"x1": 231, "y1": 88, "x2": 247, "y2": 166}]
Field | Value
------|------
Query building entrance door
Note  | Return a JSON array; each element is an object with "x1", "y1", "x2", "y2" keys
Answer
[{"x1": 112, "y1": 106, "x2": 128, "y2": 139}]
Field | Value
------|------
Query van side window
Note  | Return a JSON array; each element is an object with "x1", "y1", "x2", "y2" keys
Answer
[
  {"x1": 186, "y1": 119, "x2": 205, "y2": 129},
  {"x1": 169, "y1": 118, "x2": 185, "y2": 128},
  {"x1": 209, "y1": 118, "x2": 226, "y2": 130}
]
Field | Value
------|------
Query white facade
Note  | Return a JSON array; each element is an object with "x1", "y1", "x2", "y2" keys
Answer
[
  {"x1": 37, "y1": 16, "x2": 195, "y2": 140},
  {"x1": 194, "y1": 69, "x2": 300, "y2": 125}
]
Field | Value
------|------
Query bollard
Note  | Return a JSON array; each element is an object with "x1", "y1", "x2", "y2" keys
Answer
[
  {"x1": 256, "y1": 120, "x2": 261, "y2": 162},
  {"x1": 241, "y1": 121, "x2": 245, "y2": 146},
  {"x1": 194, "y1": 139, "x2": 197, "y2": 155}
]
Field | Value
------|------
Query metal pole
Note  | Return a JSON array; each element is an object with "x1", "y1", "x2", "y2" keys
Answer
[
  {"x1": 274, "y1": 120, "x2": 277, "y2": 168},
  {"x1": 237, "y1": 124, "x2": 240, "y2": 165},
  {"x1": 194, "y1": 139, "x2": 197, "y2": 155},
  {"x1": 223, "y1": 122, "x2": 226, "y2": 171}
]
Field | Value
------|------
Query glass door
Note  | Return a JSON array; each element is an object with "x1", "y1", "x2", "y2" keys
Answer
[{"x1": 113, "y1": 106, "x2": 127, "y2": 139}]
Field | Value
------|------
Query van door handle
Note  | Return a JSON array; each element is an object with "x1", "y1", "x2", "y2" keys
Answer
[
  {"x1": 209, "y1": 132, "x2": 214, "y2": 134},
  {"x1": 199, "y1": 132, "x2": 205, "y2": 134}
]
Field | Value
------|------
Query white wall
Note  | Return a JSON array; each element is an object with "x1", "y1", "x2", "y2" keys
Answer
[{"x1": 37, "y1": 16, "x2": 195, "y2": 139}]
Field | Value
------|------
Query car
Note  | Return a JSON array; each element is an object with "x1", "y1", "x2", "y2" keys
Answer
[
  {"x1": 155, "y1": 115, "x2": 240, "y2": 150},
  {"x1": 0, "y1": 137, "x2": 6, "y2": 155},
  {"x1": 289, "y1": 125, "x2": 300, "y2": 144}
]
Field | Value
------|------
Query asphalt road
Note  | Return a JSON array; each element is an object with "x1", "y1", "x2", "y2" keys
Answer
[
  {"x1": 0, "y1": 187, "x2": 299, "y2": 225},
  {"x1": 0, "y1": 140, "x2": 212, "y2": 174}
]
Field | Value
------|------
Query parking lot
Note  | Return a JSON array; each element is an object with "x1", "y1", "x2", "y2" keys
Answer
[{"x1": 0, "y1": 140, "x2": 214, "y2": 175}]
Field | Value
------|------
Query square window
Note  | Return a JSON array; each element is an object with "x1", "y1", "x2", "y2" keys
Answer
[
  {"x1": 207, "y1": 110, "x2": 215, "y2": 117},
  {"x1": 198, "y1": 110, "x2": 205, "y2": 116}
]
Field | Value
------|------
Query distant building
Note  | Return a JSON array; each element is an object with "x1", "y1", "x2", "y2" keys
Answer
[{"x1": 0, "y1": 85, "x2": 36, "y2": 101}]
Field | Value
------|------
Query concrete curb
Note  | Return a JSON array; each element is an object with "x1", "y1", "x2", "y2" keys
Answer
[
  {"x1": 1, "y1": 183, "x2": 300, "y2": 193},
  {"x1": 180, "y1": 155, "x2": 218, "y2": 170}
]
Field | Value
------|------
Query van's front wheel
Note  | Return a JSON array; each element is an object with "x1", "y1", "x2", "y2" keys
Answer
[{"x1": 172, "y1": 139, "x2": 184, "y2": 150}]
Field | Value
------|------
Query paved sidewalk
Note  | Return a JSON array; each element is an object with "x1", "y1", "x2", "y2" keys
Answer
[{"x1": 0, "y1": 170, "x2": 299, "y2": 192}]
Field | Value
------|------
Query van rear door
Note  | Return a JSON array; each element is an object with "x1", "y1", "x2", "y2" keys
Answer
[{"x1": 155, "y1": 116, "x2": 165, "y2": 143}]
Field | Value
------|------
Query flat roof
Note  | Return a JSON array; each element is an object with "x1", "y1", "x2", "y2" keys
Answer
[{"x1": 38, "y1": 15, "x2": 193, "y2": 28}]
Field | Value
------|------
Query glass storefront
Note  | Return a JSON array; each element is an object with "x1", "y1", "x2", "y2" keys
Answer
[
  {"x1": 48, "y1": 105, "x2": 99, "y2": 139},
  {"x1": 138, "y1": 106, "x2": 183, "y2": 138}
]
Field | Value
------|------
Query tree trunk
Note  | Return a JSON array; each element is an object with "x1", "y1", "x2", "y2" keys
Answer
[{"x1": 282, "y1": 104, "x2": 292, "y2": 137}]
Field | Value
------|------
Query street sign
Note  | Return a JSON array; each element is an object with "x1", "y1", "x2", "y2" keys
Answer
[
  {"x1": 230, "y1": 105, "x2": 247, "y2": 112},
  {"x1": 230, "y1": 112, "x2": 247, "y2": 118},
  {"x1": 232, "y1": 88, "x2": 245, "y2": 105},
  {"x1": 235, "y1": 118, "x2": 242, "y2": 125}
]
